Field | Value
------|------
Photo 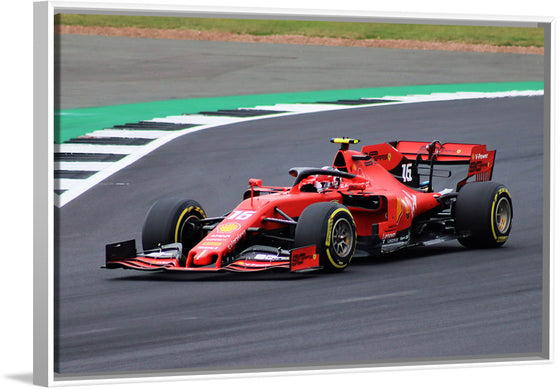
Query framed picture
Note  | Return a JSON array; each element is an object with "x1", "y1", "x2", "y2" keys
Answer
[{"x1": 32, "y1": 0, "x2": 554, "y2": 387}]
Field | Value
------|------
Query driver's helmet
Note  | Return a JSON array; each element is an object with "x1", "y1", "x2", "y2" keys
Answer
[{"x1": 314, "y1": 166, "x2": 341, "y2": 192}]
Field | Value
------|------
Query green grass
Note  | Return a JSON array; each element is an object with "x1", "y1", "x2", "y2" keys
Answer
[{"x1": 55, "y1": 14, "x2": 544, "y2": 48}]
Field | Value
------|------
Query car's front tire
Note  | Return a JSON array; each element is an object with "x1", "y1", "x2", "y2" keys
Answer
[
  {"x1": 294, "y1": 202, "x2": 356, "y2": 272},
  {"x1": 454, "y1": 182, "x2": 513, "y2": 248},
  {"x1": 142, "y1": 198, "x2": 206, "y2": 263}
]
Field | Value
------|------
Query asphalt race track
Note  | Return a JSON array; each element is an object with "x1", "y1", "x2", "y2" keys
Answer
[
  {"x1": 54, "y1": 35, "x2": 545, "y2": 377},
  {"x1": 55, "y1": 95, "x2": 544, "y2": 376}
]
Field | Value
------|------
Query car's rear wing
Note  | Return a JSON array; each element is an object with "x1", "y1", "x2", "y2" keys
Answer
[
  {"x1": 391, "y1": 141, "x2": 492, "y2": 163},
  {"x1": 361, "y1": 140, "x2": 496, "y2": 190},
  {"x1": 394, "y1": 140, "x2": 495, "y2": 180}
]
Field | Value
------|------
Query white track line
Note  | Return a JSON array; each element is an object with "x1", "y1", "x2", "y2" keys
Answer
[
  {"x1": 149, "y1": 115, "x2": 249, "y2": 125},
  {"x1": 55, "y1": 144, "x2": 145, "y2": 155},
  {"x1": 250, "y1": 103, "x2": 348, "y2": 113},
  {"x1": 87, "y1": 129, "x2": 173, "y2": 139},
  {"x1": 55, "y1": 178, "x2": 87, "y2": 192},
  {"x1": 55, "y1": 161, "x2": 114, "y2": 171},
  {"x1": 382, "y1": 90, "x2": 544, "y2": 103},
  {"x1": 56, "y1": 124, "x2": 225, "y2": 207}
]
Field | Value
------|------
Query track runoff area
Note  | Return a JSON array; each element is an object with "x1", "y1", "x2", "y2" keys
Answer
[{"x1": 54, "y1": 81, "x2": 543, "y2": 208}]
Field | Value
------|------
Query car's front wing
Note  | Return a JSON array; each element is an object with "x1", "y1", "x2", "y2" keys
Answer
[{"x1": 104, "y1": 240, "x2": 321, "y2": 273}]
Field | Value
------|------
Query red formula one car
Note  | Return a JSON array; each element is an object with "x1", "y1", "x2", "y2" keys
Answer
[{"x1": 105, "y1": 138, "x2": 513, "y2": 273}]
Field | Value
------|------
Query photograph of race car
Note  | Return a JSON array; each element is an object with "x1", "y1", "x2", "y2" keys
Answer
[{"x1": 105, "y1": 137, "x2": 513, "y2": 274}]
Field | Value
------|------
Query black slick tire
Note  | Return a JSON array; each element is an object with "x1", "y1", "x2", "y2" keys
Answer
[
  {"x1": 454, "y1": 182, "x2": 513, "y2": 248},
  {"x1": 141, "y1": 198, "x2": 206, "y2": 262},
  {"x1": 294, "y1": 202, "x2": 356, "y2": 272}
]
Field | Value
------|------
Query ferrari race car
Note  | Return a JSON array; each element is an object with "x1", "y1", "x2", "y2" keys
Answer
[{"x1": 105, "y1": 138, "x2": 513, "y2": 273}]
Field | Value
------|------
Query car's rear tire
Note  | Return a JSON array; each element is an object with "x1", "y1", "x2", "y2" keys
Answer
[
  {"x1": 294, "y1": 202, "x2": 356, "y2": 272},
  {"x1": 454, "y1": 182, "x2": 513, "y2": 248},
  {"x1": 142, "y1": 198, "x2": 206, "y2": 263}
]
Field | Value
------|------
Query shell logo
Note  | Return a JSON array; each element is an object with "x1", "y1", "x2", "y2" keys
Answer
[
  {"x1": 218, "y1": 223, "x2": 240, "y2": 233},
  {"x1": 402, "y1": 200, "x2": 410, "y2": 219},
  {"x1": 396, "y1": 197, "x2": 411, "y2": 224},
  {"x1": 396, "y1": 198, "x2": 403, "y2": 223}
]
